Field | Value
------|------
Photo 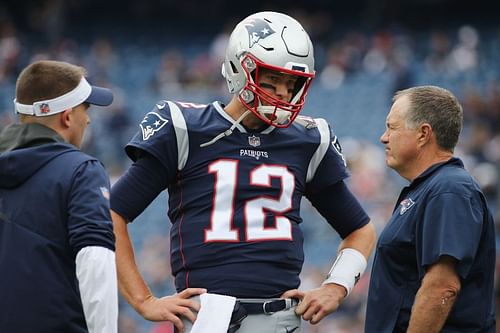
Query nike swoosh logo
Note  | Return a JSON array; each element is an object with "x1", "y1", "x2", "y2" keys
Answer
[{"x1": 285, "y1": 327, "x2": 299, "y2": 333}]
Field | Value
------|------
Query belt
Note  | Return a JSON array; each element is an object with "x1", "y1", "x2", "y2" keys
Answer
[{"x1": 237, "y1": 298, "x2": 298, "y2": 315}]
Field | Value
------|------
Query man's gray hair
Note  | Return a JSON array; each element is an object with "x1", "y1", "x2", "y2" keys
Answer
[{"x1": 394, "y1": 86, "x2": 463, "y2": 152}]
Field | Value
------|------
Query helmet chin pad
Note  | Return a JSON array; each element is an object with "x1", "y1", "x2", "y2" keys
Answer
[
  {"x1": 238, "y1": 84, "x2": 303, "y2": 128},
  {"x1": 256, "y1": 105, "x2": 292, "y2": 126}
]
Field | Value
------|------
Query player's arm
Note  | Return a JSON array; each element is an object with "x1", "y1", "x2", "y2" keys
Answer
[
  {"x1": 111, "y1": 154, "x2": 206, "y2": 331},
  {"x1": 112, "y1": 211, "x2": 204, "y2": 325},
  {"x1": 337, "y1": 218, "x2": 375, "y2": 259},
  {"x1": 308, "y1": 180, "x2": 376, "y2": 283},
  {"x1": 283, "y1": 180, "x2": 376, "y2": 324},
  {"x1": 406, "y1": 256, "x2": 461, "y2": 333},
  {"x1": 111, "y1": 210, "x2": 150, "y2": 311}
]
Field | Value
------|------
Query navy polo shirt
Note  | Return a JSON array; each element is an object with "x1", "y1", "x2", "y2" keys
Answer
[{"x1": 365, "y1": 158, "x2": 496, "y2": 333}]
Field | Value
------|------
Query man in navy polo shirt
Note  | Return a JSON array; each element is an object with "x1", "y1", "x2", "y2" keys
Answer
[{"x1": 365, "y1": 86, "x2": 496, "y2": 332}]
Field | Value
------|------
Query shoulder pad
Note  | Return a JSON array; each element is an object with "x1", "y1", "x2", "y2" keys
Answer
[{"x1": 295, "y1": 115, "x2": 317, "y2": 129}]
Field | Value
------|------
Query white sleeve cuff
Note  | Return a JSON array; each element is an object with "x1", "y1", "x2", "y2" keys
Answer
[{"x1": 76, "y1": 246, "x2": 118, "y2": 333}]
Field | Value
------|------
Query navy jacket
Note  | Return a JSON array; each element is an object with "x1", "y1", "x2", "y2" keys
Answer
[{"x1": 0, "y1": 123, "x2": 115, "y2": 333}]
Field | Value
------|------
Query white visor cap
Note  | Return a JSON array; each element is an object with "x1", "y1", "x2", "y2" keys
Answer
[{"x1": 14, "y1": 77, "x2": 113, "y2": 117}]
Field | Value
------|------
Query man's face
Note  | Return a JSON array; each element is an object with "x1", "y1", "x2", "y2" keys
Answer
[
  {"x1": 380, "y1": 95, "x2": 420, "y2": 174},
  {"x1": 68, "y1": 103, "x2": 90, "y2": 148},
  {"x1": 256, "y1": 68, "x2": 298, "y2": 104}
]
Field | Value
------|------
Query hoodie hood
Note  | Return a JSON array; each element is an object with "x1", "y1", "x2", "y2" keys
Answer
[{"x1": 0, "y1": 123, "x2": 78, "y2": 188}]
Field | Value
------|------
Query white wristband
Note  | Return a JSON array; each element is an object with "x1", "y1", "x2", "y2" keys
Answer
[{"x1": 322, "y1": 248, "x2": 367, "y2": 297}]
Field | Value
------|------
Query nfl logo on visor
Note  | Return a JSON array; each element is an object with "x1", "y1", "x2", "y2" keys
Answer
[{"x1": 39, "y1": 103, "x2": 50, "y2": 114}]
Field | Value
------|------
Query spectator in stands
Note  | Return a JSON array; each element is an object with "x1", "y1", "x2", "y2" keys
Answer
[{"x1": 0, "y1": 19, "x2": 21, "y2": 83}]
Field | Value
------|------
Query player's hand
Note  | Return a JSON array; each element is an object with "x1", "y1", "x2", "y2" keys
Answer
[
  {"x1": 281, "y1": 284, "x2": 346, "y2": 325},
  {"x1": 138, "y1": 288, "x2": 207, "y2": 332}
]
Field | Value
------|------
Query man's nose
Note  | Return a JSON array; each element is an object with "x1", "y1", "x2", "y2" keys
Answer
[
  {"x1": 275, "y1": 83, "x2": 289, "y2": 100},
  {"x1": 380, "y1": 130, "x2": 388, "y2": 144}
]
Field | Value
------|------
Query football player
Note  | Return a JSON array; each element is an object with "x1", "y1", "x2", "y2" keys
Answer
[{"x1": 111, "y1": 11, "x2": 376, "y2": 333}]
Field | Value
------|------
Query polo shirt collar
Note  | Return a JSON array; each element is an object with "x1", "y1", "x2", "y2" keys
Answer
[{"x1": 410, "y1": 157, "x2": 463, "y2": 188}]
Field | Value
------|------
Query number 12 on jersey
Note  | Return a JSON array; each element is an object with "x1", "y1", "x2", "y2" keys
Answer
[{"x1": 205, "y1": 159, "x2": 295, "y2": 242}]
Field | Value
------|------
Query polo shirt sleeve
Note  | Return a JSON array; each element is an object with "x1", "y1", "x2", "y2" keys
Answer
[{"x1": 418, "y1": 191, "x2": 484, "y2": 279}]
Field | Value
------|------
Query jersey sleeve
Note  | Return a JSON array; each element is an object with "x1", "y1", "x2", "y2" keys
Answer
[
  {"x1": 418, "y1": 191, "x2": 485, "y2": 279},
  {"x1": 124, "y1": 101, "x2": 181, "y2": 184},
  {"x1": 306, "y1": 119, "x2": 349, "y2": 193},
  {"x1": 67, "y1": 160, "x2": 115, "y2": 257},
  {"x1": 306, "y1": 181, "x2": 370, "y2": 238},
  {"x1": 110, "y1": 153, "x2": 169, "y2": 222}
]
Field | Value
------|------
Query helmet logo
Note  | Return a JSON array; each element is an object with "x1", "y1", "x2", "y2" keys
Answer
[{"x1": 243, "y1": 18, "x2": 276, "y2": 47}]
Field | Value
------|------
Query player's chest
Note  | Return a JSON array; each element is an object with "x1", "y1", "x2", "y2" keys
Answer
[
  {"x1": 183, "y1": 133, "x2": 311, "y2": 193},
  {"x1": 192, "y1": 132, "x2": 309, "y2": 169}
]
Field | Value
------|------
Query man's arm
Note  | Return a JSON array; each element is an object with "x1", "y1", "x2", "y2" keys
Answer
[
  {"x1": 282, "y1": 222, "x2": 376, "y2": 324},
  {"x1": 283, "y1": 180, "x2": 376, "y2": 324},
  {"x1": 112, "y1": 210, "x2": 206, "y2": 332},
  {"x1": 407, "y1": 256, "x2": 461, "y2": 333},
  {"x1": 67, "y1": 160, "x2": 118, "y2": 332},
  {"x1": 76, "y1": 246, "x2": 118, "y2": 333},
  {"x1": 337, "y1": 221, "x2": 376, "y2": 259}
]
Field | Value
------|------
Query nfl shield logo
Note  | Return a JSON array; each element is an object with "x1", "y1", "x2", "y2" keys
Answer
[
  {"x1": 39, "y1": 103, "x2": 50, "y2": 114},
  {"x1": 248, "y1": 135, "x2": 261, "y2": 147}
]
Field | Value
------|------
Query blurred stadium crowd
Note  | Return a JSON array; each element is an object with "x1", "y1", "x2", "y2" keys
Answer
[{"x1": 0, "y1": 1, "x2": 499, "y2": 332}]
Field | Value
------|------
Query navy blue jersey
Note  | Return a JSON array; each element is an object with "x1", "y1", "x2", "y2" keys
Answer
[
  {"x1": 112, "y1": 101, "x2": 366, "y2": 298},
  {"x1": 365, "y1": 158, "x2": 496, "y2": 333}
]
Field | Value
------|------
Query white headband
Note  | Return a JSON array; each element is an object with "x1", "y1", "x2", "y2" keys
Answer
[{"x1": 14, "y1": 77, "x2": 92, "y2": 117}]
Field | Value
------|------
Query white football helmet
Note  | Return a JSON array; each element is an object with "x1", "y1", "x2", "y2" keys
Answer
[{"x1": 222, "y1": 11, "x2": 315, "y2": 127}]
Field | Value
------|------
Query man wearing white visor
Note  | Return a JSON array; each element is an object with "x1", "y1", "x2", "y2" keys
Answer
[{"x1": 0, "y1": 60, "x2": 117, "y2": 333}]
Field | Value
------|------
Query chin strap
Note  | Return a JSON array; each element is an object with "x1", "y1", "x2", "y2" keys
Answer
[{"x1": 200, "y1": 110, "x2": 251, "y2": 147}]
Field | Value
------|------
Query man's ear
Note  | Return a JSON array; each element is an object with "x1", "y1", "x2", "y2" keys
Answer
[
  {"x1": 59, "y1": 108, "x2": 73, "y2": 128},
  {"x1": 418, "y1": 123, "x2": 433, "y2": 146}
]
